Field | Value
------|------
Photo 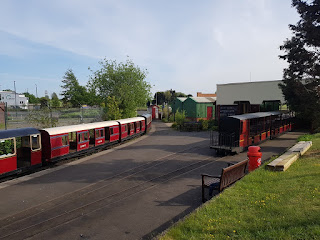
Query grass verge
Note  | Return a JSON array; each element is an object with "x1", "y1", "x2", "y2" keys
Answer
[{"x1": 160, "y1": 134, "x2": 320, "y2": 240}]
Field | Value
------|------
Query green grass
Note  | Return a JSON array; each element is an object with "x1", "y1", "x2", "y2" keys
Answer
[{"x1": 160, "y1": 134, "x2": 320, "y2": 240}]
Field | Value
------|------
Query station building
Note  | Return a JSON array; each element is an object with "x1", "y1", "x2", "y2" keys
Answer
[
  {"x1": 216, "y1": 80, "x2": 286, "y2": 119},
  {"x1": 172, "y1": 97, "x2": 216, "y2": 121},
  {"x1": 0, "y1": 91, "x2": 29, "y2": 109}
]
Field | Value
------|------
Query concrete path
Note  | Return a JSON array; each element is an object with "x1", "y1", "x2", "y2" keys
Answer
[{"x1": 0, "y1": 122, "x2": 305, "y2": 240}]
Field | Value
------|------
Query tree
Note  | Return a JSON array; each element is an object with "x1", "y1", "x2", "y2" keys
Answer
[
  {"x1": 61, "y1": 69, "x2": 90, "y2": 107},
  {"x1": 23, "y1": 92, "x2": 39, "y2": 104},
  {"x1": 279, "y1": 0, "x2": 320, "y2": 132},
  {"x1": 88, "y1": 58, "x2": 151, "y2": 118},
  {"x1": 104, "y1": 96, "x2": 122, "y2": 120},
  {"x1": 51, "y1": 92, "x2": 61, "y2": 108}
]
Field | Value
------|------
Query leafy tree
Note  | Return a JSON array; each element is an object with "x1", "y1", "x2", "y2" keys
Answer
[
  {"x1": 23, "y1": 92, "x2": 39, "y2": 104},
  {"x1": 279, "y1": 0, "x2": 320, "y2": 132},
  {"x1": 61, "y1": 69, "x2": 90, "y2": 107},
  {"x1": 51, "y1": 92, "x2": 61, "y2": 108},
  {"x1": 104, "y1": 96, "x2": 122, "y2": 120},
  {"x1": 153, "y1": 91, "x2": 166, "y2": 105},
  {"x1": 88, "y1": 58, "x2": 151, "y2": 118},
  {"x1": 39, "y1": 97, "x2": 49, "y2": 108}
]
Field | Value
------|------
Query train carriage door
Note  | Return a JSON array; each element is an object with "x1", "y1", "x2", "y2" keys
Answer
[
  {"x1": 16, "y1": 136, "x2": 31, "y2": 168},
  {"x1": 30, "y1": 134, "x2": 42, "y2": 166}
]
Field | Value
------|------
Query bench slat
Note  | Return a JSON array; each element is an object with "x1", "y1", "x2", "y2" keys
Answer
[{"x1": 201, "y1": 159, "x2": 248, "y2": 202}]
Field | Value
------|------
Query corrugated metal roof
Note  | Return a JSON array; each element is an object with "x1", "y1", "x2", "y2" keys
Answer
[
  {"x1": 176, "y1": 97, "x2": 187, "y2": 102},
  {"x1": 189, "y1": 97, "x2": 216, "y2": 103},
  {"x1": 42, "y1": 121, "x2": 119, "y2": 135},
  {"x1": 0, "y1": 128, "x2": 40, "y2": 139},
  {"x1": 229, "y1": 111, "x2": 282, "y2": 120}
]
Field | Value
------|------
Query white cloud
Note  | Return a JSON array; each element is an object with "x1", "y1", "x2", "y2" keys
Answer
[{"x1": 0, "y1": 0, "x2": 299, "y2": 96}]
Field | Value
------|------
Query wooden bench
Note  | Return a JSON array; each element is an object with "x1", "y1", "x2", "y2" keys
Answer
[{"x1": 201, "y1": 159, "x2": 249, "y2": 202}]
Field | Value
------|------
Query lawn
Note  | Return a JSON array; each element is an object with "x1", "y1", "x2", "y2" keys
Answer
[{"x1": 160, "y1": 134, "x2": 320, "y2": 240}]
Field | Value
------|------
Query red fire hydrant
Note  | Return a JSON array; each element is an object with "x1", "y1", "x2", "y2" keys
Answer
[{"x1": 247, "y1": 146, "x2": 262, "y2": 172}]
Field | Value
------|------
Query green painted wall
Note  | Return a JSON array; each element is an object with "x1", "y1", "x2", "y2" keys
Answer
[
  {"x1": 172, "y1": 98, "x2": 187, "y2": 113},
  {"x1": 183, "y1": 98, "x2": 215, "y2": 119}
]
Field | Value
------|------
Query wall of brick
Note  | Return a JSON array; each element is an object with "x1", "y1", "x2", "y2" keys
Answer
[{"x1": 196, "y1": 92, "x2": 216, "y2": 97}]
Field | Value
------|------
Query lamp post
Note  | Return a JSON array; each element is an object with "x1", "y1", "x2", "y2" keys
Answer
[
  {"x1": 14, "y1": 81, "x2": 17, "y2": 117},
  {"x1": 35, "y1": 84, "x2": 38, "y2": 98}
]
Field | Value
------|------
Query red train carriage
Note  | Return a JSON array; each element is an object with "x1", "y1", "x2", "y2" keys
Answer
[
  {"x1": 210, "y1": 111, "x2": 294, "y2": 154},
  {"x1": 0, "y1": 128, "x2": 42, "y2": 177},
  {"x1": 117, "y1": 117, "x2": 145, "y2": 141},
  {"x1": 141, "y1": 113, "x2": 152, "y2": 131},
  {"x1": 40, "y1": 121, "x2": 119, "y2": 162}
]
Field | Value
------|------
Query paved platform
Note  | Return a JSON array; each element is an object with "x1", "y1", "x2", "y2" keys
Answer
[{"x1": 0, "y1": 122, "x2": 305, "y2": 240}]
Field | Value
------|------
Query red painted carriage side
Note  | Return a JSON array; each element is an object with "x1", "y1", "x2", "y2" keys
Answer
[
  {"x1": 77, "y1": 130, "x2": 89, "y2": 151},
  {"x1": 141, "y1": 120, "x2": 145, "y2": 132},
  {"x1": 129, "y1": 123, "x2": 135, "y2": 136},
  {"x1": 95, "y1": 128, "x2": 105, "y2": 146},
  {"x1": 31, "y1": 150, "x2": 42, "y2": 165},
  {"x1": 0, "y1": 155, "x2": 17, "y2": 175},
  {"x1": 120, "y1": 124, "x2": 128, "y2": 140},
  {"x1": 110, "y1": 125, "x2": 120, "y2": 142},
  {"x1": 50, "y1": 134, "x2": 70, "y2": 159},
  {"x1": 261, "y1": 132, "x2": 267, "y2": 141},
  {"x1": 136, "y1": 122, "x2": 141, "y2": 134}
]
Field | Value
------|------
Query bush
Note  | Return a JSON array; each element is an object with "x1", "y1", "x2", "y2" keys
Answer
[
  {"x1": 175, "y1": 110, "x2": 186, "y2": 126},
  {"x1": 201, "y1": 120, "x2": 209, "y2": 130},
  {"x1": 171, "y1": 123, "x2": 177, "y2": 129}
]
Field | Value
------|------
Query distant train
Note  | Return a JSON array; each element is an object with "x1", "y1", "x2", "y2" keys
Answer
[
  {"x1": 0, "y1": 113, "x2": 152, "y2": 178},
  {"x1": 210, "y1": 111, "x2": 294, "y2": 154}
]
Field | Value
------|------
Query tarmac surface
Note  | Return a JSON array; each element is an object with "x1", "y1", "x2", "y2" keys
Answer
[{"x1": 0, "y1": 121, "x2": 304, "y2": 240}]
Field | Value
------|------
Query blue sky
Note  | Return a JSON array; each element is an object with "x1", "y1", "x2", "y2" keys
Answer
[{"x1": 0, "y1": 0, "x2": 299, "y2": 98}]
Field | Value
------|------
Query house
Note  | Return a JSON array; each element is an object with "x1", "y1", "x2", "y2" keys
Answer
[{"x1": 0, "y1": 91, "x2": 29, "y2": 109}]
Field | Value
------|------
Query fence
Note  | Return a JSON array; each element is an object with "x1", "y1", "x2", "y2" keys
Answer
[{"x1": 2, "y1": 106, "x2": 104, "y2": 130}]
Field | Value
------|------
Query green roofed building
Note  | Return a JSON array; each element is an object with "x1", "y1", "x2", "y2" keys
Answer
[{"x1": 172, "y1": 97, "x2": 216, "y2": 121}]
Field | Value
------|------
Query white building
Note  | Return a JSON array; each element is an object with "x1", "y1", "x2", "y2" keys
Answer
[
  {"x1": 0, "y1": 91, "x2": 29, "y2": 109},
  {"x1": 216, "y1": 80, "x2": 286, "y2": 119}
]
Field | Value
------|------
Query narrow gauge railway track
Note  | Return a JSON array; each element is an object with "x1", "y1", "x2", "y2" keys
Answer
[{"x1": 0, "y1": 143, "x2": 217, "y2": 240}]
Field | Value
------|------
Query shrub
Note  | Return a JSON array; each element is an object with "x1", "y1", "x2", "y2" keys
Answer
[
  {"x1": 175, "y1": 110, "x2": 186, "y2": 126},
  {"x1": 201, "y1": 120, "x2": 209, "y2": 130}
]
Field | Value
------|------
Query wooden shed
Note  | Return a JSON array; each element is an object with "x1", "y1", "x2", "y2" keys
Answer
[{"x1": 181, "y1": 97, "x2": 216, "y2": 121}]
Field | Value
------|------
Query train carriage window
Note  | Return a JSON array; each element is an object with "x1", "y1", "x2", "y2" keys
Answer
[
  {"x1": 61, "y1": 135, "x2": 68, "y2": 146},
  {"x1": 99, "y1": 129, "x2": 104, "y2": 137},
  {"x1": 0, "y1": 138, "x2": 15, "y2": 157},
  {"x1": 21, "y1": 136, "x2": 30, "y2": 147},
  {"x1": 95, "y1": 129, "x2": 100, "y2": 138},
  {"x1": 31, "y1": 134, "x2": 41, "y2": 151},
  {"x1": 110, "y1": 127, "x2": 114, "y2": 135},
  {"x1": 84, "y1": 132, "x2": 89, "y2": 141},
  {"x1": 240, "y1": 121, "x2": 243, "y2": 134}
]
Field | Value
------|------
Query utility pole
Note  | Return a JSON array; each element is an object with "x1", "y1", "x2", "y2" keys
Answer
[
  {"x1": 14, "y1": 81, "x2": 17, "y2": 117},
  {"x1": 35, "y1": 84, "x2": 38, "y2": 98}
]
